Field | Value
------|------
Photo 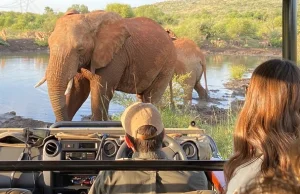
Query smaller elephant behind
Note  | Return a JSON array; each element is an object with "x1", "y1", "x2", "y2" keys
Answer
[{"x1": 166, "y1": 29, "x2": 208, "y2": 104}]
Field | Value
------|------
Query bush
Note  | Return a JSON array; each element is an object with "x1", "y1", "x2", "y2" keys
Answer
[
  {"x1": 226, "y1": 18, "x2": 257, "y2": 39},
  {"x1": 134, "y1": 5, "x2": 166, "y2": 24},
  {"x1": 161, "y1": 73, "x2": 191, "y2": 108},
  {"x1": 34, "y1": 39, "x2": 48, "y2": 46},
  {"x1": 269, "y1": 30, "x2": 282, "y2": 47},
  {"x1": 67, "y1": 4, "x2": 89, "y2": 14},
  {"x1": 106, "y1": 3, "x2": 134, "y2": 18},
  {"x1": 111, "y1": 92, "x2": 136, "y2": 108},
  {"x1": 0, "y1": 38, "x2": 9, "y2": 46},
  {"x1": 230, "y1": 64, "x2": 247, "y2": 79},
  {"x1": 170, "y1": 17, "x2": 205, "y2": 45}
]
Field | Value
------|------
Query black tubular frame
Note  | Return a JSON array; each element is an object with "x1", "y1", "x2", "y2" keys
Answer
[
  {"x1": 282, "y1": 0, "x2": 297, "y2": 62},
  {"x1": 50, "y1": 121, "x2": 122, "y2": 128},
  {"x1": 0, "y1": 160, "x2": 225, "y2": 171}
]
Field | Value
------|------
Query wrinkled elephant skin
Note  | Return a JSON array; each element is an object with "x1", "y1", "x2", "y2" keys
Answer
[
  {"x1": 173, "y1": 38, "x2": 208, "y2": 103},
  {"x1": 36, "y1": 10, "x2": 177, "y2": 121}
]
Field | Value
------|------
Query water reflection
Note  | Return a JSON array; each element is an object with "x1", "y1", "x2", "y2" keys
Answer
[{"x1": 0, "y1": 53, "x2": 275, "y2": 123}]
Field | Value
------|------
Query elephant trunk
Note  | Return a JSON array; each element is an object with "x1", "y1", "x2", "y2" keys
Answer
[
  {"x1": 46, "y1": 53, "x2": 78, "y2": 121},
  {"x1": 47, "y1": 81, "x2": 69, "y2": 121}
]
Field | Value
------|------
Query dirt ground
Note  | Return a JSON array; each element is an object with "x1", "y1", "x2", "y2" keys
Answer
[
  {"x1": 0, "y1": 38, "x2": 48, "y2": 53},
  {"x1": 0, "y1": 38, "x2": 278, "y2": 128}
]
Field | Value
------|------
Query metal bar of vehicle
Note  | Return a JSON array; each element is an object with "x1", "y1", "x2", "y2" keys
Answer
[
  {"x1": 0, "y1": 160, "x2": 225, "y2": 171},
  {"x1": 0, "y1": 128, "x2": 208, "y2": 135},
  {"x1": 49, "y1": 121, "x2": 123, "y2": 128},
  {"x1": 282, "y1": 0, "x2": 297, "y2": 62}
]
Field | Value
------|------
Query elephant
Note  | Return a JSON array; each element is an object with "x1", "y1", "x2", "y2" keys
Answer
[
  {"x1": 35, "y1": 10, "x2": 177, "y2": 121},
  {"x1": 166, "y1": 29, "x2": 208, "y2": 104}
]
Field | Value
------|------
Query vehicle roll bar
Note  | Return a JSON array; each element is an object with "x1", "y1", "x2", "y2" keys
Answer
[
  {"x1": 50, "y1": 121, "x2": 122, "y2": 128},
  {"x1": 282, "y1": 0, "x2": 297, "y2": 62},
  {"x1": 0, "y1": 160, "x2": 225, "y2": 171}
]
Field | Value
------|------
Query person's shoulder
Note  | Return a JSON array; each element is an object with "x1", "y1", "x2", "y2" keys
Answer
[
  {"x1": 227, "y1": 156, "x2": 264, "y2": 194},
  {"x1": 159, "y1": 170, "x2": 206, "y2": 178}
]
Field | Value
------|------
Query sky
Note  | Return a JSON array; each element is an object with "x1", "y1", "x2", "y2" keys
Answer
[{"x1": 0, "y1": 0, "x2": 166, "y2": 14}]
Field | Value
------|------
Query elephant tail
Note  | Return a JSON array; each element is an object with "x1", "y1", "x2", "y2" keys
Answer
[
  {"x1": 202, "y1": 58, "x2": 209, "y2": 99},
  {"x1": 169, "y1": 79, "x2": 175, "y2": 110}
]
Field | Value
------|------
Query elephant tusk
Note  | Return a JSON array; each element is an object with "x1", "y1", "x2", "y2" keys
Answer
[
  {"x1": 64, "y1": 78, "x2": 74, "y2": 95},
  {"x1": 34, "y1": 77, "x2": 47, "y2": 88}
]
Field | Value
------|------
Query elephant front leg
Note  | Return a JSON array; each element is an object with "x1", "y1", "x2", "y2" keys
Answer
[
  {"x1": 66, "y1": 73, "x2": 90, "y2": 120},
  {"x1": 81, "y1": 68, "x2": 113, "y2": 121}
]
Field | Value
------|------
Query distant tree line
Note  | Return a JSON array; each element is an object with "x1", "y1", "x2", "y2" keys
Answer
[{"x1": 0, "y1": 2, "x2": 297, "y2": 49}]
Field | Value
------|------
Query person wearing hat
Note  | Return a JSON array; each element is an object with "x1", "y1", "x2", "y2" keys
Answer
[{"x1": 88, "y1": 102, "x2": 209, "y2": 194}]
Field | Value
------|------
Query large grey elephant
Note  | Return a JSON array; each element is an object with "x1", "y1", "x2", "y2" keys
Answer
[
  {"x1": 35, "y1": 10, "x2": 177, "y2": 121},
  {"x1": 166, "y1": 29, "x2": 208, "y2": 104}
]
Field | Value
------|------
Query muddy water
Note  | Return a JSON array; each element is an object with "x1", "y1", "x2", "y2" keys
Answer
[{"x1": 0, "y1": 52, "x2": 274, "y2": 123}]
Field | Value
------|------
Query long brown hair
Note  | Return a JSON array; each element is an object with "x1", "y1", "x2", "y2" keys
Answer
[
  {"x1": 224, "y1": 59, "x2": 300, "y2": 183},
  {"x1": 289, "y1": 139, "x2": 300, "y2": 179}
]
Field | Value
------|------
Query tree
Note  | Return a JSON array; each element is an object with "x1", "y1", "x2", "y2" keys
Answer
[
  {"x1": 67, "y1": 4, "x2": 89, "y2": 14},
  {"x1": 134, "y1": 5, "x2": 164, "y2": 24},
  {"x1": 44, "y1": 7, "x2": 54, "y2": 15},
  {"x1": 105, "y1": 3, "x2": 134, "y2": 18}
]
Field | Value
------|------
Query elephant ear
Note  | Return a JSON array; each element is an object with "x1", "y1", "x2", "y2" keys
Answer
[{"x1": 91, "y1": 20, "x2": 131, "y2": 69}]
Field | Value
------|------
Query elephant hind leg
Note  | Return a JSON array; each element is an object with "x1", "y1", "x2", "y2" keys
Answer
[
  {"x1": 140, "y1": 70, "x2": 174, "y2": 105},
  {"x1": 194, "y1": 82, "x2": 208, "y2": 100}
]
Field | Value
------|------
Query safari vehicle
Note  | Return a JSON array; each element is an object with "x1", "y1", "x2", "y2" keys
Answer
[
  {"x1": 0, "y1": 0, "x2": 297, "y2": 193},
  {"x1": 0, "y1": 121, "x2": 225, "y2": 194}
]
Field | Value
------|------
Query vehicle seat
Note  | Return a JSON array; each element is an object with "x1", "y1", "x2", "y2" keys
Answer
[{"x1": 0, "y1": 188, "x2": 32, "y2": 194}]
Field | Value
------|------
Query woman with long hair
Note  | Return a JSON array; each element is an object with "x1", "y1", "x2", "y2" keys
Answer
[
  {"x1": 238, "y1": 139, "x2": 300, "y2": 194},
  {"x1": 224, "y1": 59, "x2": 300, "y2": 193}
]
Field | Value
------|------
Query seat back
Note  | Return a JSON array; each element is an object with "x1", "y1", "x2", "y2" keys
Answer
[{"x1": 0, "y1": 188, "x2": 32, "y2": 194}]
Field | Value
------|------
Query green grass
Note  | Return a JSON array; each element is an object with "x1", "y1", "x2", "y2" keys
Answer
[
  {"x1": 0, "y1": 38, "x2": 9, "y2": 46},
  {"x1": 202, "y1": 111, "x2": 235, "y2": 159},
  {"x1": 230, "y1": 64, "x2": 247, "y2": 80},
  {"x1": 34, "y1": 39, "x2": 48, "y2": 47}
]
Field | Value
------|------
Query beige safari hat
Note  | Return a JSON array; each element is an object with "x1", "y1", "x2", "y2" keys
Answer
[{"x1": 121, "y1": 102, "x2": 164, "y2": 139}]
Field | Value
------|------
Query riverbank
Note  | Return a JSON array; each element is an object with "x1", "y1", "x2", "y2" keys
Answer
[
  {"x1": 0, "y1": 38, "x2": 48, "y2": 53},
  {"x1": 0, "y1": 38, "x2": 282, "y2": 57}
]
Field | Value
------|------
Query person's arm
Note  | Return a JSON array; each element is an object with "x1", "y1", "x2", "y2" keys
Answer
[
  {"x1": 88, "y1": 172, "x2": 105, "y2": 194},
  {"x1": 188, "y1": 171, "x2": 209, "y2": 191}
]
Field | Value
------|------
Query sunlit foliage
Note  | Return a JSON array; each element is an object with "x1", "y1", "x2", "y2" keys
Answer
[
  {"x1": 67, "y1": 4, "x2": 89, "y2": 14},
  {"x1": 105, "y1": 3, "x2": 134, "y2": 18},
  {"x1": 0, "y1": 0, "x2": 298, "y2": 49}
]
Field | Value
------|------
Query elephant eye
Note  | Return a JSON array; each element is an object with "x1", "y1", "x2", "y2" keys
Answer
[{"x1": 77, "y1": 47, "x2": 84, "y2": 53}]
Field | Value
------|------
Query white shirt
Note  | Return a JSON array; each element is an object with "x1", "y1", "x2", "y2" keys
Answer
[{"x1": 226, "y1": 155, "x2": 263, "y2": 194}]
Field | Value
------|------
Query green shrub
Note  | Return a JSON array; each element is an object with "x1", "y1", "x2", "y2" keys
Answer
[
  {"x1": 111, "y1": 92, "x2": 136, "y2": 108},
  {"x1": 106, "y1": 3, "x2": 134, "y2": 18},
  {"x1": 0, "y1": 37, "x2": 9, "y2": 46},
  {"x1": 67, "y1": 4, "x2": 89, "y2": 13},
  {"x1": 226, "y1": 18, "x2": 257, "y2": 39},
  {"x1": 161, "y1": 73, "x2": 191, "y2": 108},
  {"x1": 230, "y1": 64, "x2": 247, "y2": 79},
  {"x1": 34, "y1": 39, "x2": 48, "y2": 46},
  {"x1": 134, "y1": 5, "x2": 166, "y2": 24}
]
